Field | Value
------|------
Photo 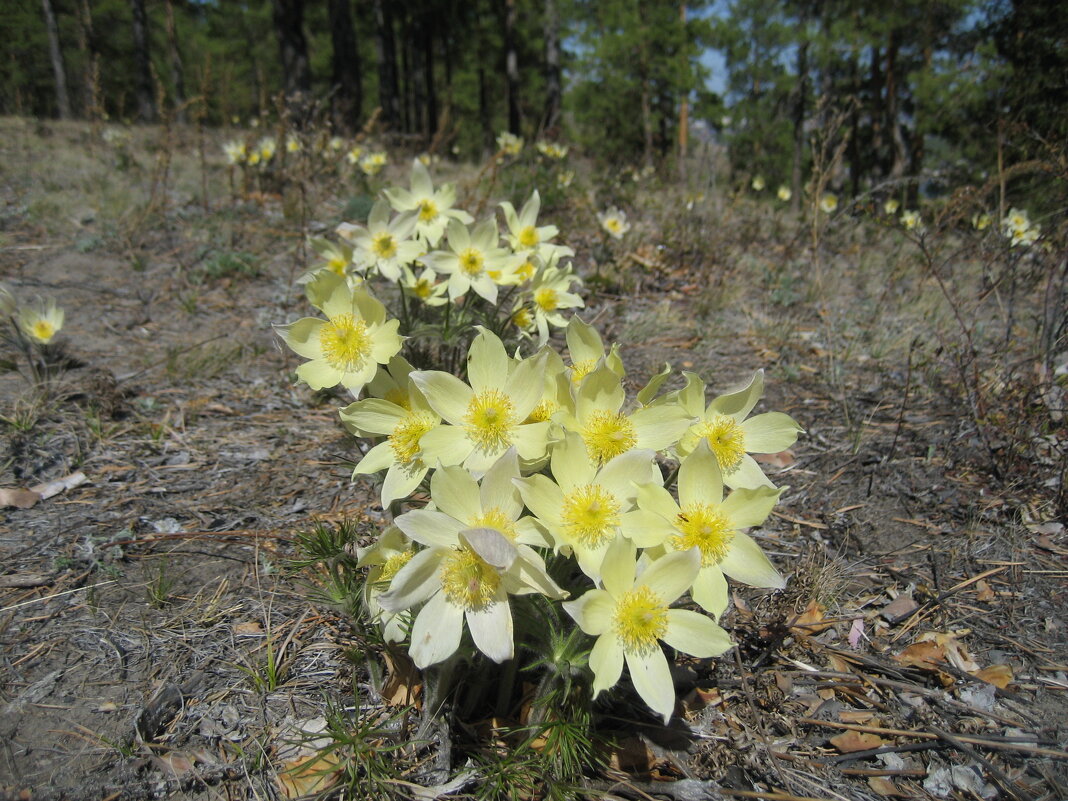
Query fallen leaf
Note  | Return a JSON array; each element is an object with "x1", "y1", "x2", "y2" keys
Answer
[
  {"x1": 848, "y1": 617, "x2": 866, "y2": 648},
  {"x1": 232, "y1": 621, "x2": 263, "y2": 635},
  {"x1": 880, "y1": 594, "x2": 919, "y2": 623},
  {"x1": 0, "y1": 487, "x2": 41, "y2": 509},
  {"x1": 791, "y1": 600, "x2": 835, "y2": 634},
  {"x1": 868, "y1": 777, "x2": 900, "y2": 797},
  {"x1": 754, "y1": 450, "x2": 795, "y2": 469},
  {"x1": 974, "y1": 579, "x2": 996, "y2": 602},
  {"x1": 276, "y1": 752, "x2": 340, "y2": 799},
  {"x1": 381, "y1": 646, "x2": 422, "y2": 707},
  {"x1": 31, "y1": 471, "x2": 87, "y2": 500},
  {"x1": 608, "y1": 735, "x2": 656, "y2": 774},
  {"x1": 894, "y1": 640, "x2": 947, "y2": 669},
  {"x1": 830, "y1": 731, "x2": 887, "y2": 753},
  {"x1": 973, "y1": 664, "x2": 1013, "y2": 688}
]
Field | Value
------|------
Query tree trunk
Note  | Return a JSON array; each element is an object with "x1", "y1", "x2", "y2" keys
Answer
[
  {"x1": 423, "y1": 22, "x2": 437, "y2": 144},
  {"x1": 129, "y1": 0, "x2": 155, "y2": 122},
  {"x1": 328, "y1": 0, "x2": 362, "y2": 132},
  {"x1": 271, "y1": 0, "x2": 311, "y2": 117},
  {"x1": 75, "y1": 0, "x2": 100, "y2": 119},
  {"x1": 885, "y1": 32, "x2": 907, "y2": 181},
  {"x1": 373, "y1": 0, "x2": 400, "y2": 130},
  {"x1": 163, "y1": 0, "x2": 186, "y2": 123},
  {"x1": 502, "y1": 0, "x2": 520, "y2": 134},
  {"x1": 41, "y1": 0, "x2": 72, "y2": 119},
  {"x1": 790, "y1": 38, "x2": 808, "y2": 213},
  {"x1": 542, "y1": 0, "x2": 561, "y2": 134}
]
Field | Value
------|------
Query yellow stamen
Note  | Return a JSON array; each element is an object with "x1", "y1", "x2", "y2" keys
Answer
[
  {"x1": 569, "y1": 358, "x2": 597, "y2": 385},
  {"x1": 693, "y1": 413, "x2": 746, "y2": 473},
  {"x1": 389, "y1": 411, "x2": 437, "y2": 465},
  {"x1": 511, "y1": 306, "x2": 533, "y2": 330},
  {"x1": 327, "y1": 256, "x2": 347, "y2": 276},
  {"x1": 459, "y1": 247, "x2": 484, "y2": 277},
  {"x1": 440, "y1": 547, "x2": 500, "y2": 610},
  {"x1": 515, "y1": 260, "x2": 536, "y2": 282},
  {"x1": 613, "y1": 585, "x2": 668, "y2": 654},
  {"x1": 372, "y1": 232, "x2": 397, "y2": 260},
  {"x1": 319, "y1": 314, "x2": 372, "y2": 372},
  {"x1": 533, "y1": 287, "x2": 559, "y2": 312},
  {"x1": 525, "y1": 398, "x2": 556, "y2": 423},
  {"x1": 560, "y1": 484, "x2": 620, "y2": 547},
  {"x1": 31, "y1": 321, "x2": 56, "y2": 343},
  {"x1": 378, "y1": 550, "x2": 414, "y2": 584},
  {"x1": 670, "y1": 502, "x2": 734, "y2": 566},
  {"x1": 418, "y1": 199, "x2": 439, "y2": 223},
  {"x1": 581, "y1": 410, "x2": 637, "y2": 465},
  {"x1": 472, "y1": 507, "x2": 518, "y2": 542},
  {"x1": 518, "y1": 225, "x2": 539, "y2": 249},
  {"x1": 464, "y1": 389, "x2": 516, "y2": 453}
]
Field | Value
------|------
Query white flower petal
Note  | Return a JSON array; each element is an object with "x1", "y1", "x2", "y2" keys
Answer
[
  {"x1": 466, "y1": 596, "x2": 514, "y2": 663},
  {"x1": 410, "y1": 592, "x2": 464, "y2": 668},
  {"x1": 720, "y1": 531, "x2": 785, "y2": 589},
  {"x1": 664, "y1": 608, "x2": 733, "y2": 658},
  {"x1": 394, "y1": 509, "x2": 464, "y2": 548},
  {"x1": 589, "y1": 632, "x2": 624, "y2": 697},
  {"x1": 626, "y1": 647, "x2": 675, "y2": 723}
]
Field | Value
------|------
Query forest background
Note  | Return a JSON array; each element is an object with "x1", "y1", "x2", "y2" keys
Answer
[{"x1": 3, "y1": 0, "x2": 1066, "y2": 205}]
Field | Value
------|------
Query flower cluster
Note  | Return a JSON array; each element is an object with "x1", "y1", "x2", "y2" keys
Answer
[
  {"x1": 223, "y1": 134, "x2": 389, "y2": 176},
  {"x1": 290, "y1": 159, "x2": 582, "y2": 351},
  {"x1": 278, "y1": 163, "x2": 802, "y2": 724},
  {"x1": 338, "y1": 319, "x2": 801, "y2": 721},
  {"x1": 1002, "y1": 208, "x2": 1040, "y2": 247}
]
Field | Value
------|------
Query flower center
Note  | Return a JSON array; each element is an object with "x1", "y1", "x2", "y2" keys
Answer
[
  {"x1": 671, "y1": 502, "x2": 734, "y2": 566},
  {"x1": 534, "y1": 287, "x2": 559, "y2": 312},
  {"x1": 472, "y1": 507, "x2": 518, "y2": 542},
  {"x1": 390, "y1": 411, "x2": 438, "y2": 466},
  {"x1": 31, "y1": 320, "x2": 56, "y2": 343},
  {"x1": 693, "y1": 413, "x2": 746, "y2": 473},
  {"x1": 518, "y1": 225, "x2": 540, "y2": 249},
  {"x1": 605, "y1": 218, "x2": 622, "y2": 234},
  {"x1": 319, "y1": 314, "x2": 372, "y2": 372},
  {"x1": 440, "y1": 547, "x2": 500, "y2": 610},
  {"x1": 459, "y1": 247, "x2": 484, "y2": 277},
  {"x1": 372, "y1": 232, "x2": 397, "y2": 260},
  {"x1": 581, "y1": 410, "x2": 637, "y2": 465},
  {"x1": 464, "y1": 389, "x2": 516, "y2": 453},
  {"x1": 525, "y1": 398, "x2": 556, "y2": 423},
  {"x1": 413, "y1": 278, "x2": 434, "y2": 299},
  {"x1": 515, "y1": 260, "x2": 536, "y2": 282},
  {"x1": 418, "y1": 199, "x2": 439, "y2": 223},
  {"x1": 327, "y1": 256, "x2": 348, "y2": 276},
  {"x1": 511, "y1": 306, "x2": 533, "y2": 330},
  {"x1": 378, "y1": 550, "x2": 414, "y2": 584},
  {"x1": 613, "y1": 585, "x2": 668, "y2": 655},
  {"x1": 560, "y1": 484, "x2": 620, "y2": 547},
  {"x1": 569, "y1": 358, "x2": 598, "y2": 385}
]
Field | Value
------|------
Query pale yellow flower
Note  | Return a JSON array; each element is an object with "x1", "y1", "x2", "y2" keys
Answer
[
  {"x1": 411, "y1": 329, "x2": 554, "y2": 474},
  {"x1": 18, "y1": 301, "x2": 64, "y2": 344},
  {"x1": 598, "y1": 207, "x2": 631, "y2": 239},
  {"x1": 563, "y1": 537, "x2": 731, "y2": 722},
  {"x1": 630, "y1": 442, "x2": 785, "y2": 619},
  {"x1": 378, "y1": 451, "x2": 566, "y2": 668},
  {"x1": 275, "y1": 272, "x2": 403, "y2": 394},
  {"x1": 751, "y1": 176, "x2": 765, "y2": 191},
  {"x1": 496, "y1": 131, "x2": 523, "y2": 156},
  {"x1": 777, "y1": 186, "x2": 791, "y2": 202},
  {"x1": 819, "y1": 193, "x2": 838, "y2": 214}
]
